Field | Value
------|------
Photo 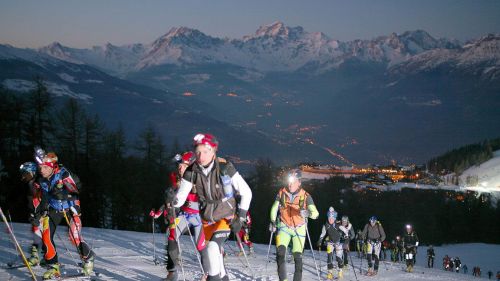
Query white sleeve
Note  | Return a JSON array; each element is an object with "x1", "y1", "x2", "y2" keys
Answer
[
  {"x1": 319, "y1": 225, "x2": 327, "y2": 240},
  {"x1": 174, "y1": 178, "x2": 192, "y2": 208},
  {"x1": 231, "y1": 172, "x2": 252, "y2": 212}
]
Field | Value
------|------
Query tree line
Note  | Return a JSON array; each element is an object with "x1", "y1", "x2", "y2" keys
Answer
[
  {"x1": 0, "y1": 78, "x2": 176, "y2": 231},
  {"x1": 427, "y1": 138, "x2": 500, "y2": 175}
]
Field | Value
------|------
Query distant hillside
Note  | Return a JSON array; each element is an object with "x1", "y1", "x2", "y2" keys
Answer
[{"x1": 428, "y1": 137, "x2": 500, "y2": 174}]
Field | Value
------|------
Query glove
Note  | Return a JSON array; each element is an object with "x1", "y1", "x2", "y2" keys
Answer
[
  {"x1": 231, "y1": 216, "x2": 244, "y2": 234},
  {"x1": 28, "y1": 213, "x2": 40, "y2": 227},
  {"x1": 149, "y1": 209, "x2": 162, "y2": 219},
  {"x1": 300, "y1": 209, "x2": 310, "y2": 218},
  {"x1": 269, "y1": 222, "x2": 277, "y2": 233}
]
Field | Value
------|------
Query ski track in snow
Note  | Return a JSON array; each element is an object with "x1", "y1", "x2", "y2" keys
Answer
[{"x1": 1, "y1": 223, "x2": 498, "y2": 280}]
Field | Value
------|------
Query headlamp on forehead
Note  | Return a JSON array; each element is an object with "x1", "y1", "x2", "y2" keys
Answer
[{"x1": 287, "y1": 169, "x2": 302, "y2": 184}]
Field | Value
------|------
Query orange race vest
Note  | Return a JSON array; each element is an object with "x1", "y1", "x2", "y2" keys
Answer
[{"x1": 278, "y1": 187, "x2": 309, "y2": 228}]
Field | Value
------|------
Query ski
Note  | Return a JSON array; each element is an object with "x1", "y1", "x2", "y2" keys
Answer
[
  {"x1": 48, "y1": 272, "x2": 101, "y2": 281},
  {"x1": 3, "y1": 263, "x2": 31, "y2": 269}
]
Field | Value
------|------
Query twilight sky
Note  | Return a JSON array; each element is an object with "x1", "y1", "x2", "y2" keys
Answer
[{"x1": 1, "y1": 0, "x2": 499, "y2": 48}]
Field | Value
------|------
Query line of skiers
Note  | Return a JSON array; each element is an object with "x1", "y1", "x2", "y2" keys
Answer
[{"x1": 13, "y1": 133, "x2": 495, "y2": 281}]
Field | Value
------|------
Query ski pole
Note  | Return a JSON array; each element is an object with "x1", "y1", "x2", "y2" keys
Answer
[
  {"x1": 151, "y1": 216, "x2": 159, "y2": 265},
  {"x1": 184, "y1": 221, "x2": 205, "y2": 275},
  {"x1": 359, "y1": 243, "x2": 364, "y2": 274},
  {"x1": 62, "y1": 209, "x2": 85, "y2": 261},
  {"x1": 266, "y1": 230, "x2": 274, "y2": 262},
  {"x1": 6, "y1": 211, "x2": 20, "y2": 266},
  {"x1": 225, "y1": 234, "x2": 249, "y2": 271},
  {"x1": 0, "y1": 206, "x2": 38, "y2": 281},
  {"x1": 348, "y1": 249, "x2": 359, "y2": 281},
  {"x1": 318, "y1": 244, "x2": 323, "y2": 277},
  {"x1": 56, "y1": 231, "x2": 81, "y2": 268},
  {"x1": 174, "y1": 220, "x2": 187, "y2": 281},
  {"x1": 265, "y1": 230, "x2": 274, "y2": 272},
  {"x1": 235, "y1": 232, "x2": 255, "y2": 279},
  {"x1": 304, "y1": 222, "x2": 321, "y2": 281}
]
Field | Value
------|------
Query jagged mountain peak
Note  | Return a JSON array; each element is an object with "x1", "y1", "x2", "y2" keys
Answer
[
  {"x1": 158, "y1": 26, "x2": 209, "y2": 41},
  {"x1": 150, "y1": 26, "x2": 222, "y2": 51},
  {"x1": 250, "y1": 21, "x2": 305, "y2": 40},
  {"x1": 38, "y1": 42, "x2": 84, "y2": 64}
]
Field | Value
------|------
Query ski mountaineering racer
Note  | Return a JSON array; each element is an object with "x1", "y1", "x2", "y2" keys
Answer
[
  {"x1": 269, "y1": 169, "x2": 319, "y2": 281},
  {"x1": 173, "y1": 133, "x2": 253, "y2": 281}
]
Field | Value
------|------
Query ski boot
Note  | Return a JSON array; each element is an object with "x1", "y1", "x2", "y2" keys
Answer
[
  {"x1": 327, "y1": 269, "x2": 334, "y2": 280},
  {"x1": 82, "y1": 255, "x2": 94, "y2": 276},
  {"x1": 407, "y1": 264, "x2": 413, "y2": 273},
  {"x1": 165, "y1": 270, "x2": 178, "y2": 281},
  {"x1": 365, "y1": 267, "x2": 374, "y2": 276},
  {"x1": 27, "y1": 245, "x2": 40, "y2": 266},
  {"x1": 338, "y1": 268, "x2": 343, "y2": 279},
  {"x1": 43, "y1": 263, "x2": 61, "y2": 280},
  {"x1": 249, "y1": 246, "x2": 254, "y2": 255}
]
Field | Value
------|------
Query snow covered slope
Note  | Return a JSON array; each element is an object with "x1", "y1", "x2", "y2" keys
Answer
[
  {"x1": 460, "y1": 150, "x2": 500, "y2": 193},
  {"x1": 1, "y1": 223, "x2": 498, "y2": 280}
]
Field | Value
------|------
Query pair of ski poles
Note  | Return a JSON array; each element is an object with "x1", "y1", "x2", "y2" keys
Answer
[
  {"x1": 266, "y1": 219, "x2": 321, "y2": 281},
  {"x1": 151, "y1": 208, "x2": 206, "y2": 277}
]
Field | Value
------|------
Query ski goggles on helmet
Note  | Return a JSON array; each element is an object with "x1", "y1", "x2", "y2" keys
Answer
[{"x1": 39, "y1": 152, "x2": 58, "y2": 168}]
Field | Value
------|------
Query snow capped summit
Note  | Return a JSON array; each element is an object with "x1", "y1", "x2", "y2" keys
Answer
[
  {"x1": 250, "y1": 21, "x2": 306, "y2": 41},
  {"x1": 137, "y1": 27, "x2": 226, "y2": 69},
  {"x1": 389, "y1": 34, "x2": 500, "y2": 79},
  {"x1": 39, "y1": 42, "x2": 85, "y2": 64},
  {"x1": 460, "y1": 34, "x2": 500, "y2": 63},
  {"x1": 152, "y1": 27, "x2": 224, "y2": 49},
  {"x1": 39, "y1": 42, "x2": 146, "y2": 75},
  {"x1": 18, "y1": 22, "x2": 495, "y2": 76}
]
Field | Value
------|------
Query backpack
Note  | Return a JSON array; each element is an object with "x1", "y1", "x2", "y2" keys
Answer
[{"x1": 186, "y1": 158, "x2": 237, "y2": 223}]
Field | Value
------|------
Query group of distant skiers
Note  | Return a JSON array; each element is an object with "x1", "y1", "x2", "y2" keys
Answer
[
  {"x1": 9, "y1": 133, "x2": 499, "y2": 281},
  {"x1": 442, "y1": 255, "x2": 462, "y2": 272}
]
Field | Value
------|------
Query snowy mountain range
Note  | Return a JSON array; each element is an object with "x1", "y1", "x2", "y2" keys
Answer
[
  {"x1": 1, "y1": 22, "x2": 499, "y2": 164},
  {"x1": 32, "y1": 21, "x2": 498, "y2": 78}
]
